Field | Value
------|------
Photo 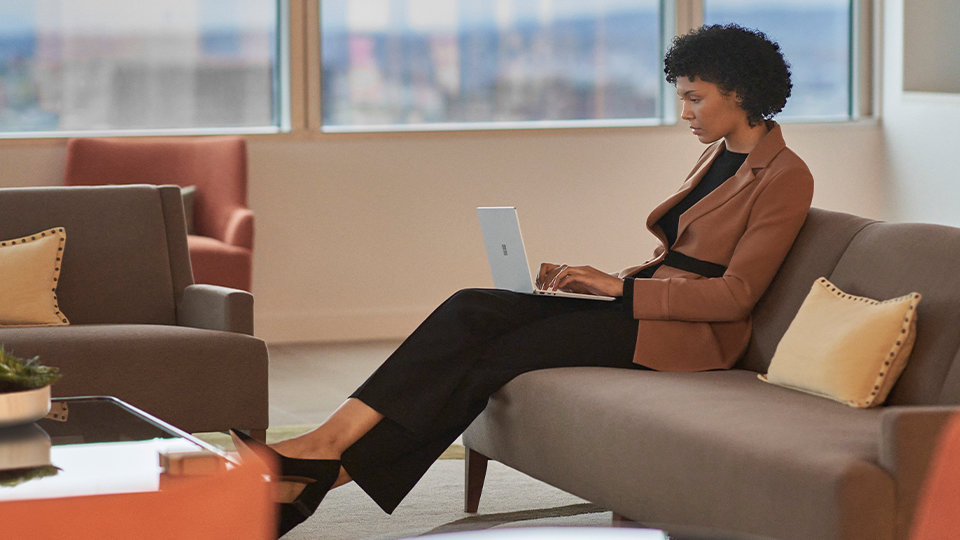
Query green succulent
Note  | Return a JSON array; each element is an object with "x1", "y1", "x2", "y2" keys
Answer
[
  {"x1": 0, "y1": 347, "x2": 61, "y2": 393},
  {"x1": 0, "y1": 465, "x2": 59, "y2": 488}
]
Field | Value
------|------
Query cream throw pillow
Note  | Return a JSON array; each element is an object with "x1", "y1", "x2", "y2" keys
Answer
[
  {"x1": 0, "y1": 228, "x2": 70, "y2": 327},
  {"x1": 759, "y1": 277, "x2": 921, "y2": 408}
]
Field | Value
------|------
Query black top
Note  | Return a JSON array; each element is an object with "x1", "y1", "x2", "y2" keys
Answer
[
  {"x1": 657, "y1": 149, "x2": 748, "y2": 248},
  {"x1": 624, "y1": 149, "x2": 748, "y2": 299}
]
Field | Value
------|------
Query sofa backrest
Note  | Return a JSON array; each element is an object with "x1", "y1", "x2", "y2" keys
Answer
[
  {"x1": 740, "y1": 208, "x2": 876, "y2": 373},
  {"x1": 741, "y1": 207, "x2": 960, "y2": 406},
  {"x1": 827, "y1": 221, "x2": 960, "y2": 405},
  {"x1": 0, "y1": 185, "x2": 193, "y2": 325}
]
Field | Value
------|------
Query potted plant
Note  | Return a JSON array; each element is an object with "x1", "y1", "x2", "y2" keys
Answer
[{"x1": 0, "y1": 347, "x2": 62, "y2": 427}]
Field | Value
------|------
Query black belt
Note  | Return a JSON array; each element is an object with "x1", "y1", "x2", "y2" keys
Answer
[{"x1": 662, "y1": 250, "x2": 727, "y2": 278}]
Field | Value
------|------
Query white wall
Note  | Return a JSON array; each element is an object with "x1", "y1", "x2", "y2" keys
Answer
[
  {"x1": 0, "y1": 120, "x2": 887, "y2": 344},
  {"x1": 881, "y1": 0, "x2": 960, "y2": 226}
]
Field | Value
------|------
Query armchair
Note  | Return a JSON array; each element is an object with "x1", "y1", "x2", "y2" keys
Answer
[
  {"x1": 0, "y1": 185, "x2": 267, "y2": 436},
  {"x1": 64, "y1": 136, "x2": 254, "y2": 291}
]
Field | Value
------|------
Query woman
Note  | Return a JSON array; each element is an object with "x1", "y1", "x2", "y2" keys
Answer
[{"x1": 233, "y1": 23, "x2": 814, "y2": 537}]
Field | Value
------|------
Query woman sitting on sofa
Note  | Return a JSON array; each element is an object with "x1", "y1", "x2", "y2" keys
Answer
[{"x1": 233, "y1": 23, "x2": 815, "y2": 537}]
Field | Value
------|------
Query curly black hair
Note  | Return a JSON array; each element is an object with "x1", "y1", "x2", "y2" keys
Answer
[{"x1": 664, "y1": 24, "x2": 792, "y2": 126}]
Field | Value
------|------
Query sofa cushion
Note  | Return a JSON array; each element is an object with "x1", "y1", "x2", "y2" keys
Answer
[
  {"x1": 761, "y1": 277, "x2": 921, "y2": 408},
  {"x1": 463, "y1": 367, "x2": 894, "y2": 540},
  {"x1": 0, "y1": 324, "x2": 268, "y2": 433},
  {"x1": 0, "y1": 227, "x2": 69, "y2": 327}
]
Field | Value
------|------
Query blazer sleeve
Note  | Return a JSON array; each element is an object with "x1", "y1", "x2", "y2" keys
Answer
[{"x1": 628, "y1": 163, "x2": 814, "y2": 322}]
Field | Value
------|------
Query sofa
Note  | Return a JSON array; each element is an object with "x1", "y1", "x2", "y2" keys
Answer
[
  {"x1": 462, "y1": 207, "x2": 960, "y2": 540},
  {"x1": 0, "y1": 185, "x2": 268, "y2": 436}
]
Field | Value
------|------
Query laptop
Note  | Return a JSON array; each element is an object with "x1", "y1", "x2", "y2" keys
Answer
[{"x1": 477, "y1": 206, "x2": 616, "y2": 301}]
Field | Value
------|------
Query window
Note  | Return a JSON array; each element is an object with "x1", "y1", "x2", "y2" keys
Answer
[
  {"x1": 703, "y1": 0, "x2": 853, "y2": 120},
  {"x1": 320, "y1": 0, "x2": 663, "y2": 131},
  {"x1": 0, "y1": 0, "x2": 282, "y2": 136},
  {"x1": 0, "y1": 1, "x2": 864, "y2": 138}
]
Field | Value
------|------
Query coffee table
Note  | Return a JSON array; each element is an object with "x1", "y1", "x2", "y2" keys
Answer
[{"x1": 0, "y1": 396, "x2": 233, "y2": 501}]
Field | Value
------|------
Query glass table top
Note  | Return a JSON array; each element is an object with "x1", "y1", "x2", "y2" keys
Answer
[{"x1": 0, "y1": 396, "x2": 230, "y2": 501}]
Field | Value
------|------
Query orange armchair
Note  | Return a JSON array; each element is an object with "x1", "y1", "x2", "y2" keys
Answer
[{"x1": 64, "y1": 136, "x2": 253, "y2": 291}]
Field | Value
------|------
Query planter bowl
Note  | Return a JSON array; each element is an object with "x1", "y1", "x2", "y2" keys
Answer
[{"x1": 0, "y1": 386, "x2": 51, "y2": 427}]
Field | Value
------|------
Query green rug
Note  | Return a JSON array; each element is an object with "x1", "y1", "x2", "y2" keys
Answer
[{"x1": 192, "y1": 426, "x2": 465, "y2": 460}]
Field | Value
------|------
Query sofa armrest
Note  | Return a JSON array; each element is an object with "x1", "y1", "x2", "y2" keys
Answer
[
  {"x1": 223, "y1": 207, "x2": 254, "y2": 250},
  {"x1": 177, "y1": 284, "x2": 254, "y2": 335},
  {"x1": 879, "y1": 406, "x2": 960, "y2": 538}
]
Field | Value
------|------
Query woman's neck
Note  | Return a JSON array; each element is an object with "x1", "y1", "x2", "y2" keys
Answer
[{"x1": 724, "y1": 122, "x2": 769, "y2": 154}]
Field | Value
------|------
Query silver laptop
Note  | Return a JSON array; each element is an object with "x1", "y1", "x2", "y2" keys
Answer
[{"x1": 477, "y1": 207, "x2": 616, "y2": 301}]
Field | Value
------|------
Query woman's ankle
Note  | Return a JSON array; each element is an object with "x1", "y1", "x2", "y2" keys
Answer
[{"x1": 272, "y1": 431, "x2": 342, "y2": 460}]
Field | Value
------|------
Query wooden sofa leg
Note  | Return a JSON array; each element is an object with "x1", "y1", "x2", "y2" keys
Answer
[
  {"x1": 612, "y1": 513, "x2": 638, "y2": 527},
  {"x1": 464, "y1": 448, "x2": 489, "y2": 513},
  {"x1": 247, "y1": 429, "x2": 267, "y2": 443}
]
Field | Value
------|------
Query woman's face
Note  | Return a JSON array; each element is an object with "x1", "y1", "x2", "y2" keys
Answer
[{"x1": 676, "y1": 76, "x2": 752, "y2": 148}]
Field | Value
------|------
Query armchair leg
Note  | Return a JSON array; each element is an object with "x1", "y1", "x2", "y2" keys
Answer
[{"x1": 464, "y1": 447, "x2": 489, "y2": 513}]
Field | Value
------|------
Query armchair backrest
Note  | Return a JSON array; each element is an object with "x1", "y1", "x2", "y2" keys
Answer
[
  {"x1": 0, "y1": 185, "x2": 193, "y2": 325},
  {"x1": 64, "y1": 136, "x2": 248, "y2": 243}
]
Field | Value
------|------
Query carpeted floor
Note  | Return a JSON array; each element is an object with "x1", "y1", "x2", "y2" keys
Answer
[
  {"x1": 192, "y1": 427, "x2": 637, "y2": 539},
  {"x1": 288, "y1": 459, "x2": 616, "y2": 539}
]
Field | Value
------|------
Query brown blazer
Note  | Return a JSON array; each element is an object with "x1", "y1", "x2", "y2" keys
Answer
[{"x1": 619, "y1": 122, "x2": 814, "y2": 372}]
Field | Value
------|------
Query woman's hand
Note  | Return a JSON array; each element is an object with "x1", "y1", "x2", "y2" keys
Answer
[{"x1": 536, "y1": 263, "x2": 624, "y2": 297}]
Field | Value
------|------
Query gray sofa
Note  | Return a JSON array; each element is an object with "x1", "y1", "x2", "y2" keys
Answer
[
  {"x1": 0, "y1": 185, "x2": 268, "y2": 436},
  {"x1": 463, "y1": 207, "x2": 960, "y2": 540}
]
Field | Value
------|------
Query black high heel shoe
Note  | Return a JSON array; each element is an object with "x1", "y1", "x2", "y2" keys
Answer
[{"x1": 230, "y1": 429, "x2": 341, "y2": 538}]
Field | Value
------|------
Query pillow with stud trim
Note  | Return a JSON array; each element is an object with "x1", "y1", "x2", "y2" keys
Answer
[
  {"x1": 759, "y1": 277, "x2": 921, "y2": 408},
  {"x1": 0, "y1": 227, "x2": 70, "y2": 327}
]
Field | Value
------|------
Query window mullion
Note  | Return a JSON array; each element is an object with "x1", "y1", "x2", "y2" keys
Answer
[
  {"x1": 304, "y1": 0, "x2": 323, "y2": 131},
  {"x1": 676, "y1": 0, "x2": 705, "y2": 35},
  {"x1": 852, "y1": 0, "x2": 877, "y2": 119},
  {"x1": 287, "y1": 0, "x2": 307, "y2": 132}
]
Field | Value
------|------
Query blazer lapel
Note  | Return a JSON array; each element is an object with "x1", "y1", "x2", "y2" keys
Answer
[
  {"x1": 675, "y1": 163, "x2": 757, "y2": 239},
  {"x1": 645, "y1": 142, "x2": 724, "y2": 237},
  {"x1": 674, "y1": 122, "x2": 787, "y2": 242}
]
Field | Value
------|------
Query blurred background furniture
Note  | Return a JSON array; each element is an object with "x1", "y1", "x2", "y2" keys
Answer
[
  {"x1": 0, "y1": 185, "x2": 268, "y2": 436},
  {"x1": 0, "y1": 459, "x2": 272, "y2": 540},
  {"x1": 0, "y1": 396, "x2": 273, "y2": 539},
  {"x1": 911, "y1": 413, "x2": 960, "y2": 539},
  {"x1": 64, "y1": 136, "x2": 254, "y2": 291}
]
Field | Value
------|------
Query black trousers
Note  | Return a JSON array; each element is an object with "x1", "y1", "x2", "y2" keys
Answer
[{"x1": 340, "y1": 288, "x2": 641, "y2": 513}]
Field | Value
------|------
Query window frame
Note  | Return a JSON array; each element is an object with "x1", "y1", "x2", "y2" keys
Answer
[
  {"x1": 0, "y1": 0, "x2": 875, "y2": 141},
  {"x1": 0, "y1": 0, "x2": 291, "y2": 140},
  {"x1": 305, "y1": 0, "x2": 874, "y2": 135}
]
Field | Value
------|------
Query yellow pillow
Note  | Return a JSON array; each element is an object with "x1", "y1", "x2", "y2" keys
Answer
[
  {"x1": 759, "y1": 277, "x2": 921, "y2": 408},
  {"x1": 0, "y1": 228, "x2": 70, "y2": 327}
]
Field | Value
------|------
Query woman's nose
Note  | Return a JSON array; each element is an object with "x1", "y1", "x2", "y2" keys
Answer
[{"x1": 680, "y1": 101, "x2": 694, "y2": 120}]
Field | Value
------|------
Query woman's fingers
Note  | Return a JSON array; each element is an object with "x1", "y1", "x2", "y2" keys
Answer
[
  {"x1": 549, "y1": 266, "x2": 624, "y2": 297},
  {"x1": 548, "y1": 265, "x2": 568, "y2": 290},
  {"x1": 536, "y1": 263, "x2": 558, "y2": 288}
]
